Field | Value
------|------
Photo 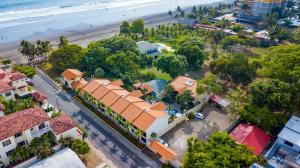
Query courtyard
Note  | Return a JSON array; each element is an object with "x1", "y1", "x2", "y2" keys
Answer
[{"x1": 161, "y1": 106, "x2": 231, "y2": 161}]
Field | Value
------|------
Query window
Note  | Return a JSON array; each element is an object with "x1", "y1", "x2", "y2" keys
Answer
[
  {"x1": 14, "y1": 132, "x2": 22, "y2": 138},
  {"x1": 5, "y1": 92, "x2": 11, "y2": 97},
  {"x1": 2, "y1": 139, "x2": 11, "y2": 147},
  {"x1": 284, "y1": 140, "x2": 294, "y2": 147},
  {"x1": 17, "y1": 141, "x2": 26, "y2": 147},
  {"x1": 38, "y1": 123, "x2": 46, "y2": 130},
  {"x1": 6, "y1": 150, "x2": 13, "y2": 157}
]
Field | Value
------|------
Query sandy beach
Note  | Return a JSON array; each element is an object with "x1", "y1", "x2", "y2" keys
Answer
[
  {"x1": 0, "y1": 0, "x2": 232, "y2": 64},
  {"x1": 0, "y1": 12, "x2": 176, "y2": 64}
]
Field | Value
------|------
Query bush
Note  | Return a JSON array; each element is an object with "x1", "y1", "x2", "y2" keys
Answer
[
  {"x1": 187, "y1": 112, "x2": 195, "y2": 119},
  {"x1": 139, "y1": 71, "x2": 156, "y2": 81},
  {"x1": 71, "y1": 139, "x2": 90, "y2": 155},
  {"x1": 13, "y1": 65, "x2": 36, "y2": 78}
]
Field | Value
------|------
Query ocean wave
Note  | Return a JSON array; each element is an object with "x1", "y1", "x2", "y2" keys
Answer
[{"x1": 0, "y1": 0, "x2": 162, "y2": 22}]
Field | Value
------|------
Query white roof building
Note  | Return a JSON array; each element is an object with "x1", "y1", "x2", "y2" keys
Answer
[{"x1": 28, "y1": 148, "x2": 86, "y2": 168}]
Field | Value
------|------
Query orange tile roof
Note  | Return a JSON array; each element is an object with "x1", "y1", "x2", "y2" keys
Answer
[
  {"x1": 150, "y1": 102, "x2": 167, "y2": 111},
  {"x1": 128, "y1": 90, "x2": 144, "y2": 98},
  {"x1": 82, "y1": 79, "x2": 111, "y2": 94},
  {"x1": 149, "y1": 140, "x2": 176, "y2": 161},
  {"x1": 100, "y1": 89, "x2": 129, "y2": 107},
  {"x1": 61, "y1": 69, "x2": 83, "y2": 80},
  {"x1": 133, "y1": 111, "x2": 156, "y2": 132},
  {"x1": 91, "y1": 85, "x2": 111, "y2": 100},
  {"x1": 140, "y1": 84, "x2": 153, "y2": 95},
  {"x1": 121, "y1": 102, "x2": 150, "y2": 122},
  {"x1": 170, "y1": 76, "x2": 197, "y2": 97},
  {"x1": 110, "y1": 79, "x2": 124, "y2": 87},
  {"x1": 110, "y1": 96, "x2": 143, "y2": 114},
  {"x1": 71, "y1": 79, "x2": 88, "y2": 89},
  {"x1": 150, "y1": 110, "x2": 167, "y2": 118}
]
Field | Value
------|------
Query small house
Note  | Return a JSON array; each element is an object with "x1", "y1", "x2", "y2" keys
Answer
[{"x1": 136, "y1": 41, "x2": 160, "y2": 58}]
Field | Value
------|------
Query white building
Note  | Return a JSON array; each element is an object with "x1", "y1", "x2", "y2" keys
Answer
[
  {"x1": 0, "y1": 107, "x2": 81, "y2": 167},
  {"x1": 28, "y1": 148, "x2": 86, "y2": 168},
  {"x1": 265, "y1": 116, "x2": 300, "y2": 168},
  {"x1": 61, "y1": 69, "x2": 85, "y2": 89},
  {"x1": 0, "y1": 69, "x2": 29, "y2": 100}
]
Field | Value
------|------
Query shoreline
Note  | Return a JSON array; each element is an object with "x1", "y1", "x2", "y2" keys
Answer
[{"x1": 0, "y1": 0, "x2": 232, "y2": 64}]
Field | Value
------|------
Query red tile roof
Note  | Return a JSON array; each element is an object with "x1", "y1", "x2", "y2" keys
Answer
[
  {"x1": 0, "y1": 81, "x2": 14, "y2": 93},
  {"x1": 49, "y1": 114, "x2": 77, "y2": 135},
  {"x1": 10, "y1": 73, "x2": 26, "y2": 81},
  {"x1": 230, "y1": 123, "x2": 271, "y2": 155},
  {"x1": 0, "y1": 106, "x2": 49, "y2": 141},
  {"x1": 31, "y1": 92, "x2": 48, "y2": 102},
  {"x1": 170, "y1": 76, "x2": 197, "y2": 97},
  {"x1": 61, "y1": 69, "x2": 83, "y2": 81},
  {"x1": 71, "y1": 79, "x2": 88, "y2": 89}
]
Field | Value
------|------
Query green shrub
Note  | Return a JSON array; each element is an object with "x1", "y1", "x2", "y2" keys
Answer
[
  {"x1": 71, "y1": 139, "x2": 90, "y2": 155},
  {"x1": 187, "y1": 112, "x2": 195, "y2": 119}
]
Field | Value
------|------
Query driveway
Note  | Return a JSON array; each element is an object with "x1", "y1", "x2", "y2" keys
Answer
[
  {"x1": 32, "y1": 73, "x2": 160, "y2": 168},
  {"x1": 162, "y1": 106, "x2": 231, "y2": 161}
]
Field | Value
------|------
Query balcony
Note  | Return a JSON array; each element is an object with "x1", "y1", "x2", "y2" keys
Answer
[{"x1": 30, "y1": 127, "x2": 50, "y2": 138}]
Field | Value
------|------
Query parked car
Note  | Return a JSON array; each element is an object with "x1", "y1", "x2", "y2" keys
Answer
[
  {"x1": 25, "y1": 77, "x2": 34, "y2": 86},
  {"x1": 195, "y1": 112, "x2": 205, "y2": 119}
]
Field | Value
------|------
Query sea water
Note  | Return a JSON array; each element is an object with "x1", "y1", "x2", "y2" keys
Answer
[{"x1": 0, "y1": 0, "x2": 225, "y2": 43}]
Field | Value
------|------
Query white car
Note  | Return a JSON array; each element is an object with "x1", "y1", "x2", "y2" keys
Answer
[{"x1": 195, "y1": 112, "x2": 204, "y2": 119}]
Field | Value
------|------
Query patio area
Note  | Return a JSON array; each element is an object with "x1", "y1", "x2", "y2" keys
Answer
[{"x1": 161, "y1": 106, "x2": 231, "y2": 161}]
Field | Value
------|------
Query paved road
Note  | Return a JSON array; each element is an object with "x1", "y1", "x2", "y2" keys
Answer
[{"x1": 32, "y1": 73, "x2": 161, "y2": 168}]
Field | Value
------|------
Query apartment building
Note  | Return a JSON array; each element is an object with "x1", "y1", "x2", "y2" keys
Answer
[
  {"x1": 61, "y1": 69, "x2": 86, "y2": 89},
  {"x1": 265, "y1": 116, "x2": 300, "y2": 168},
  {"x1": 0, "y1": 106, "x2": 81, "y2": 167},
  {"x1": 0, "y1": 69, "x2": 29, "y2": 100},
  {"x1": 239, "y1": 0, "x2": 286, "y2": 21}
]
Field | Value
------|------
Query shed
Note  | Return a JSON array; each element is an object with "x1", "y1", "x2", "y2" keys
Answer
[{"x1": 209, "y1": 95, "x2": 230, "y2": 108}]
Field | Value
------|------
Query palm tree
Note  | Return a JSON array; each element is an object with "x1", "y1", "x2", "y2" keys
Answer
[
  {"x1": 58, "y1": 36, "x2": 69, "y2": 48},
  {"x1": 35, "y1": 40, "x2": 52, "y2": 59},
  {"x1": 135, "y1": 129, "x2": 144, "y2": 142},
  {"x1": 59, "y1": 136, "x2": 73, "y2": 148},
  {"x1": 240, "y1": 3, "x2": 249, "y2": 11},
  {"x1": 124, "y1": 121, "x2": 132, "y2": 131},
  {"x1": 287, "y1": 0, "x2": 296, "y2": 9},
  {"x1": 18, "y1": 40, "x2": 36, "y2": 63},
  {"x1": 266, "y1": 25, "x2": 281, "y2": 41},
  {"x1": 3, "y1": 100, "x2": 17, "y2": 115}
]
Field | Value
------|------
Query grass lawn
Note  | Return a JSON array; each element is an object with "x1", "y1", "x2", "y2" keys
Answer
[
  {"x1": 251, "y1": 47, "x2": 271, "y2": 56},
  {"x1": 140, "y1": 67, "x2": 172, "y2": 82}
]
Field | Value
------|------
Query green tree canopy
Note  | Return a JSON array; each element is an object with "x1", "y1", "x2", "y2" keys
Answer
[
  {"x1": 120, "y1": 21, "x2": 131, "y2": 34},
  {"x1": 13, "y1": 65, "x2": 36, "y2": 78},
  {"x1": 49, "y1": 44, "x2": 85, "y2": 72},
  {"x1": 176, "y1": 90, "x2": 194, "y2": 110},
  {"x1": 250, "y1": 79, "x2": 292, "y2": 111},
  {"x1": 131, "y1": 19, "x2": 144, "y2": 34},
  {"x1": 210, "y1": 54, "x2": 256, "y2": 85},
  {"x1": 182, "y1": 132, "x2": 257, "y2": 168},
  {"x1": 196, "y1": 73, "x2": 222, "y2": 95},
  {"x1": 176, "y1": 42, "x2": 207, "y2": 69},
  {"x1": 154, "y1": 53, "x2": 188, "y2": 78}
]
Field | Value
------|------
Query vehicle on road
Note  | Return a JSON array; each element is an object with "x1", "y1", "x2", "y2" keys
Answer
[{"x1": 195, "y1": 112, "x2": 205, "y2": 119}]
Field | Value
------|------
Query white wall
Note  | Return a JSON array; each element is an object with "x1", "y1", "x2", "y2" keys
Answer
[
  {"x1": 11, "y1": 78, "x2": 29, "y2": 96},
  {"x1": 146, "y1": 115, "x2": 170, "y2": 139},
  {"x1": 0, "y1": 136, "x2": 18, "y2": 166},
  {"x1": 0, "y1": 90, "x2": 15, "y2": 101},
  {"x1": 277, "y1": 138, "x2": 300, "y2": 152},
  {"x1": 55, "y1": 127, "x2": 82, "y2": 141}
]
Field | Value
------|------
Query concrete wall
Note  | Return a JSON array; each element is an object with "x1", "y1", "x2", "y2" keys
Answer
[
  {"x1": 0, "y1": 90, "x2": 15, "y2": 100},
  {"x1": 56, "y1": 127, "x2": 82, "y2": 141},
  {"x1": 0, "y1": 136, "x2": 18, "y2": 166},
  {"x1": 277, "y1": 138, "x2": 300, "y2": 152}
]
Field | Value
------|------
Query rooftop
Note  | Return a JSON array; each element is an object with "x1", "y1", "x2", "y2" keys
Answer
[
  {"x1": 0, "y1": 81, "x2": 14, "y2": 93},
  {"x1": 0, "y1": 106, "x2": 49, "y2": 141},
  {"x1": 278, "y1": 116, "x2": 300, "y2": 147},
  {"x1": 230, "y1": 123, "x2": 271, "y2": 155},
  {"x1": 61, "y1": 69, "x2": 83, "y2": 81},
  {"x1": 170, "y1": 76, "x2": 197, "y2": 97},
  {"x1": 28, "y1": 148, "x2": 86, "y2": 168},
  {"x1": 71, "y1": 79, "x2": 88, "y2": 89},
  {"x1": 49, "y1": 114, "x2": 77, "y2": 135},
  {"x1": 149, "y1": 140, "x2": 176, "y2": 161},
  {"x1": 144, "y1": 79, "x2": 167, "y2": 94},
  {"x1": 31, "y1": 91, "x2": 48, "y2": 102}
]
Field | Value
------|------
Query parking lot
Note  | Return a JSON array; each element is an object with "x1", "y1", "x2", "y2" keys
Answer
[{"x1": 161, "y1": 106, "x2": 231, "y2": 161}]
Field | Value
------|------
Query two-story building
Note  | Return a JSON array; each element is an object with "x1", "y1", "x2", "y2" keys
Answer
[
  {"x1": 0, "y1": 69, "x2": 29, "y2": 100},
  {"x1": 265, "y1": 116, "x2": 300, "y2": 168},
  {"x1": 61, "y1": 69, "x2": 86, "y2": 89},
  {"x1": 0, "y1": 106, "x2": 81, "y2": 167}
]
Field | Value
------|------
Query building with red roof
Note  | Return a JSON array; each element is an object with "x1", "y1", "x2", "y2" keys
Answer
[
  {"x1": 0, "y1": 107, "x2": 80, "y2": 167},
  {"x1": 230, "y1": 123, "x2": 271, "y2": 155},
  {"x1": 0, "y1": 69, "x2": 29, "y2": 100}
]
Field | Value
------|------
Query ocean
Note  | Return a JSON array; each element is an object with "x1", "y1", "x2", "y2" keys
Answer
[{"x1": 0, "y1": 0, "x2": 225, "y2": 43}]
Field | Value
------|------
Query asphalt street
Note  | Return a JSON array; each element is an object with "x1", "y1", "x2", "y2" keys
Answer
[{"x1": 32, "y1": 73, "x2": 161, "y2": 168}]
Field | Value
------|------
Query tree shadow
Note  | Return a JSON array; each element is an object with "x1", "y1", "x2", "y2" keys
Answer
[
  {"x1": 100, "y1": 137, "x2": 110, "y2": 145},
  {"x1": 120, "y1": 152, "x2": 129, "y2": 162},
  {"x1": 110, "y1": 145, "x2": 119, "y2": 154}
]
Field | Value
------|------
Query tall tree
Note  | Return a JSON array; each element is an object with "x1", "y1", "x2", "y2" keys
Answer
[
  {"x1": 120, "y1": 21, "x2": 131, "y2": 34},
  {"x1": 182, "y1": 132, "x2": 257, "y2": 168},
  {"x1": 58, "y1": 36, "x2": 69, "y2": 48},
  {"x1": 131, "y1": 19, "x2": 144, "y2": 34},
  {"x1": 154, "y1": 53, "x2": 188, "y2": 78},
  {"x1": 196, "y1": 73, "x2": 222, "y2": 96},
  {"x1": 18, "y1": 40, "x2": 36, "y2": 63}
]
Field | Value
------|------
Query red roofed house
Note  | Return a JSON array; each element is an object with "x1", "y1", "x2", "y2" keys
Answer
[
  {"x1": 149, "y1": 140, "x2": 177, "y2": 163},
  {"x1": 0, "y1": 69, "x2": 29, "y2": 100},
  {"x1": 61, "y1": 69, "x2": 86, "y2": 89},
  {"x1": 230, "y1": 123, "x2": 271, "y2": 155},
  {"x1": 0, "y1": 107, "x2": 81, "y2": 167}
]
